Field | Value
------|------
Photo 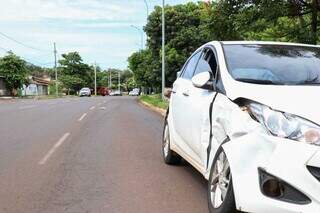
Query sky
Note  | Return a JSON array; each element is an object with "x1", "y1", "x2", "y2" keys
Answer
[{"x1": 0, "y1": 0, "x2": 198, "y2": 70}]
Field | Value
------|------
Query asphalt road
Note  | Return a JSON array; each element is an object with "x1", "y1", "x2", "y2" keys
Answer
[{"x1": 0, "y1": 96, "x2": 207, "y2": 213}]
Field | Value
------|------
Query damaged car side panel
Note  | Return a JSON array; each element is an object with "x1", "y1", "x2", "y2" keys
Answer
[{"x1": 204, "y1": 94, "x2": 260, "y2": 179}]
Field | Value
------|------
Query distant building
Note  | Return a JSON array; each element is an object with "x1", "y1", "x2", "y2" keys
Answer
[
  {"x1": 21, "y1": 76, "x2": 51, "y2": 96},
  {"x1": 0, "y1": 75, "x2": 51, "y2": 97}
]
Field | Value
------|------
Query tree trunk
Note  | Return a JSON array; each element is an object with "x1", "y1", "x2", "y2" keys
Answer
[
  {"x1": 311, "y1": 0, "x2": 318, "y2": 44},
  {"x1": 11, "y1": 88, "x2": 17, "y2": 97}
]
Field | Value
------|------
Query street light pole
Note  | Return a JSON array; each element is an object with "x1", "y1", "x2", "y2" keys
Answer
[
  {"x1": 118, "y1": 71, "x2": 121, "y2": 92},
  {"x1": 109, "y1": 70, "x2": 112, "y2": 89},
  {"x1": 143, "y1": 0, "x2": 149, "y2": 17},
  {"x1": 53, "y1": 42, "x2": 58, "y2": 97},
  {"x1": 161, "y1": 0, "x2": 165, "y2": 99},
  {"x1": 94, "y1": 62, "x2": 97, "y2": 96},
  {"x1": 130, "y1": 25, "x2": 144, "y2": 50}
]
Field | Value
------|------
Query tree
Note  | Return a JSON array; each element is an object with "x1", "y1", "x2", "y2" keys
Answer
[
  {"x1": 0, "y1": 52, "x2": 28, "y2": 96},
  {"x1": 128, "y1": 0, "x2": 320, "y2": 90},
  {"x1": 143, "y1": 2, "x2": 211, "y2": 88},
  {"x1": 121, "y1": 69, "x2": 135, "y2": 91},
  {"x1": 128, "y1": 49, "x2": 157, "y2": 88},
  {"x1": 231, "y1": 0, "x2": 320, "y2": 44},
  {"x1": 58, "y1": 52, "x2": 93, "y2": 94}
]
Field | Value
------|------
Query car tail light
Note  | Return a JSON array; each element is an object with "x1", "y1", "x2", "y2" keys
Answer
[{"x1": 258, "y1": 168, "x2": 311, "y2": 205}]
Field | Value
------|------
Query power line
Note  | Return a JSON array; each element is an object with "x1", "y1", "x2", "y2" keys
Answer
[
  {"x1": 0, "y1": 31, "x2": 50, "y2": 52},
  {"x1": 0, "y1": 45, "x2": 49, "y2": 67},
  {"x1": 0, "y1": 46, "x2": 9, "y2": 53}
]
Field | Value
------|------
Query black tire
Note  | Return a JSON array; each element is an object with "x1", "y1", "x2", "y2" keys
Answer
[
  {"x1": 162, "y1": 119, "x2": 181, "y2": 165},
  {"x1": 208, "y1": 147, "x2": 237, "y2": 213}
]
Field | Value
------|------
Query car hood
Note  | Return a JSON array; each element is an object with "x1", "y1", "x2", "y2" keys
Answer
[{"x1": 229, "y1": 83, "x2": 320, "y2": 125}]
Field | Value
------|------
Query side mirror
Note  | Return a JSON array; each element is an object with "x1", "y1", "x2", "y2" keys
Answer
[
  {"x1": 192, "y1": 71, "x2": 211, "y2": 88},
  {"x1": 177, "y1": 71, "x2": 181, "y2": 79}
]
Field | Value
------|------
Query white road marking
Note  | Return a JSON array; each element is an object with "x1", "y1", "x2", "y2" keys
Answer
[
  {"x1": 38, "y1": 133, "x2": 70, "y2": 165},
  {"x1": 90, "y1": 106, "x2": 95, "y2": 110},
  {"x1": 19, "y1": 105, "x2": 36, "y2": 110},
  {"x1": 78, "y1": 113, "x2": 87, "y2": 121}
]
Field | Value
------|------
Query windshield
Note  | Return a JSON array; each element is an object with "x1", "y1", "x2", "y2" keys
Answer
[{"x1": 223, "y1": 44, "x2": 320, "y2": 85}]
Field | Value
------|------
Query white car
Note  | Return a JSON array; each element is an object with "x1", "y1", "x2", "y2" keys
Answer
[
  {"x1": 129, "y1": 89, "x2": 139, "y2": 96},
  {"x1": 79, "y1": 87, "x2": 91, "y2": 97},
  {"x1": 110, "y1": 90, "x2": 122, "y2": 96},
  {"x1": 163, "y1": 41, "x2": 320, "y2": 213}
]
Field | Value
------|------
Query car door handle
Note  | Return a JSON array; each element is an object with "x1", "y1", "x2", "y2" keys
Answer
[{"x1": 182, "y1": 91, "x2": 189, "y2": 97}]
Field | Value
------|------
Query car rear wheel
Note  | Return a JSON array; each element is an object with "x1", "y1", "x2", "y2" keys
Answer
[
  {"x1": 162, "y1": 120, "x2": 181, "y2": 165},
  {"x1": 208, "y1": 147, "x2": 237, "y2": 213}
]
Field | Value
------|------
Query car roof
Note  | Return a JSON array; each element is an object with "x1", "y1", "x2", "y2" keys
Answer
[{"x1": 219, "y1": 41, "x2": 319, "y2": 48}]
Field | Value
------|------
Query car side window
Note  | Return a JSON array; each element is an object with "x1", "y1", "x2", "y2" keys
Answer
[
  {"x1": 181, "y1": 51, "x2": 202, "y2": 80},
  {"x1": 193, "y1": 48, "x2": 217, "y2": 77}
]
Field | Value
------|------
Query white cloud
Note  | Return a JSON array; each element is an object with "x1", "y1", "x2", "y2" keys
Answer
[
  {"x1": 0, "y1": 0, "x2": 201, "y2": 69},
  {"x1": 0, "y1": 0, "x2": 140, "y2": 21},
  {"x1": 74, "y1": 22, "x2": 145, "y2": 29}
]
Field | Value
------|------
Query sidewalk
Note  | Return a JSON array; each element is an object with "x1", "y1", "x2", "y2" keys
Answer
[{"x1": 0, "y1": 96, "x2": 14, "y2": 100}]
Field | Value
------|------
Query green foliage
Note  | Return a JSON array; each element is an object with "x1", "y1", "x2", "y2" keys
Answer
[
  {"x1": 128, "y1": 0, "x2": 320, "y2": 89},
  {"x1": 128, "y1": 49, "x2": 157, "y2": 88},
  {"x1": 139, "y1": 94, "x2": 169, "y2": 109},
  {"x1": 58, "y1": 52, "x2": 94, "y2": 94},
  {"x1": 140, "y1": 2, "x2": 211, "y2": 88},
  {"x1": 0, "y1": 52, "x2": 28, "y2": 95}
]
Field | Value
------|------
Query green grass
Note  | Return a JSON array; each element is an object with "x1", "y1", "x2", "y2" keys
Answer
[{"x1": 139, "y1": 94, "x2": 169, "y2": 109}]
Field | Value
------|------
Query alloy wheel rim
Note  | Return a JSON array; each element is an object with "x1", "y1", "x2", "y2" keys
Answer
[
  {"x1": 163, "y1": 124, "x2": 170, "y2": 157},
  {"x1": 210, "y1": 151, "x2": 231, "y2": 208}
]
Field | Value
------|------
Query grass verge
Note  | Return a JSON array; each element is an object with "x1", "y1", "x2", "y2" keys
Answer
[{"x1": 139, "y1": 94, "x2": 169, "y2": 110}]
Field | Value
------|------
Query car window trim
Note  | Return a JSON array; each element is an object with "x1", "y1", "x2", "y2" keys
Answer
[
  {"x1": 181, "y1": 49, "x2": 203, "y2": 79},
  {"x1": 204, "y1": 44, "x2": 226, "y2": 93}
]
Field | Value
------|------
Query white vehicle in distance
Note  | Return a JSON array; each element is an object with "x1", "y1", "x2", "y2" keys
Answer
[
  {"x1": 79, "y1": 87, "x2": 91, "y2": 97},
  {"x1": 129, "y1": 88, "x2": 140, "y2": 96},
  {"x1": 163, "y1": 41, "x2": 320, "y2": 213},
  {"x1": 110, "y1": 90, "x2": 122, "y2": 96}
]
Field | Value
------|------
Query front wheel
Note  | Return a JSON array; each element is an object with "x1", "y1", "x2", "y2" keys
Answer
[
  {"x1": 162, "y1": 120, "x2": 181, "y2": 165},
  {"x1": 208, "y1": 147, "x2": 237, "y2": 213}
]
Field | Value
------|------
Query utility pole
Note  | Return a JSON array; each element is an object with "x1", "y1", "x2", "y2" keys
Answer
[
  {"x1": 109, "y1": 70, "x2": 112, "y2": 89},
  {"x1": 94, "y1": 62, "x2": 97, "y2": 96},
  {"x1": 118, "y1": 71, "x2": 120, "y2": 92},
  {"x1": 54, "y1": 42, "x2": 58, "y2": 97},
  {"x1": 161, "y1": 0, "x2": 165, "y2": 99}
]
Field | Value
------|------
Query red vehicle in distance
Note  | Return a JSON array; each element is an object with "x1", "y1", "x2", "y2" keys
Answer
[{"x1": 97, "y1": 87, "x2": 110, "y2": 96}]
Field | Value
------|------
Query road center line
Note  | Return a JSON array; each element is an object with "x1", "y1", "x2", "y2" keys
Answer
[
  {"x1": 90, "y1": 106, "x2": 95, "y2": 110},
  {"x1": 38, "y1": 133, "x2": 70, "y2": 165},
  {"x1": 78, "y1": 113, "x2": 87, "y2": 121}
]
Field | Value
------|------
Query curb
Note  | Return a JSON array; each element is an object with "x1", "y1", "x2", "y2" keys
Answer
[
  {"x1": 138, "y1": 99, "x2": 166, "y2": 117},
  {"x1": 0, "y1": 97, "x2": 14, "y2": 100}
]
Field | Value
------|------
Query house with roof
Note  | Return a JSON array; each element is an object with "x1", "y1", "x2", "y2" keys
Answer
[{"x1": 21, "y1": 75, "x2": 51, "y2": 96}]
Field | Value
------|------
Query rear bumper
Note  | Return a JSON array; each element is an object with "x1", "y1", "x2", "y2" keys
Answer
[
  {"x1": 223, "y1": 132, "x2": 320, "y2": 213},
  {"x1": 79, "y1": 93, "x2": 90, "y2": 96}
]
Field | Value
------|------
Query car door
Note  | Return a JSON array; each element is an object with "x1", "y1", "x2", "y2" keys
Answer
[
  {"x1": 186, "y1": 47, "x2": 219, "y2": 168},
  {"x1": 171, "y1": 50, "x2": 202, "y2": 150}
]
